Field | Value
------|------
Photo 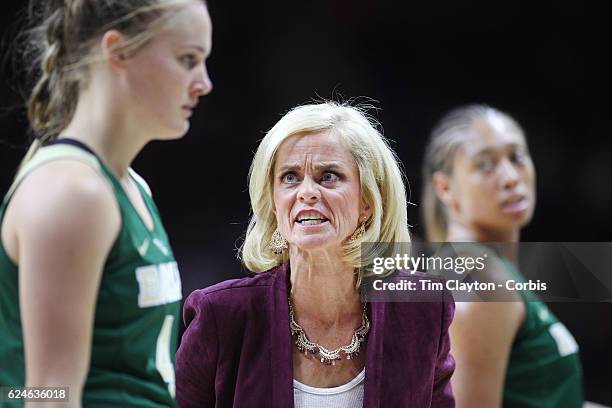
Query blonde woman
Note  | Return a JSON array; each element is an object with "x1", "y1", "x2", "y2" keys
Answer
[
  {"x1": 177, "y1": 102, "x2": 455, "y2": 407},
  {"x1": 422, "y1": 104, "x2": 583, "y2": 407},
  {"x1": 0, "y1": 0, "x2": 212, "y2": 406}
]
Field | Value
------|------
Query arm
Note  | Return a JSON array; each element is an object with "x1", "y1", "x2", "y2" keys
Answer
[
  {"x1": 176, "y1": 290, "x2": 218, "y2": 408},
  {"x1": 449, "y1": 300, "x2": 524, "y2": 408},
  {"x1": 431, "y1": 287, "x2": 456, "y2": 408},
  {"x1": 8, "y1": 161, "x2": 119, "y2": 407}
]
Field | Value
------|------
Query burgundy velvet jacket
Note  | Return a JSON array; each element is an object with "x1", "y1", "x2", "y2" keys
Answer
[{"x1": 176, "y1": 263, "x2": 455, "y2": 407}]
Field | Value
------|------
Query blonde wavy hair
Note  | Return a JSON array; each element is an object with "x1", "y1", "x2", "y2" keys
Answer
[{"x1": 240, "y1": 101, "x2": 411, "y2": 280}]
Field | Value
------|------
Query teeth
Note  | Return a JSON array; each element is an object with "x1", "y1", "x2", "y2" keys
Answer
[
  {"x1": 301, "y1": 219, "x2": 325, "y2": 226},
  {"x1": 297, "y1": 211, "x2": 326, "y2": 222}
]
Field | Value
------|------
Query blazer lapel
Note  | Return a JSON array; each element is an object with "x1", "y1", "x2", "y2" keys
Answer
[
  {"x1": 269, "y1": 263, "x2": 294, "y2": 408},
  {"x1": 364, "y1": 301, "x2": 385, "y2": 408},
  {"x1": 270, "y1": 264, "x2": 384, "y2": 407}
]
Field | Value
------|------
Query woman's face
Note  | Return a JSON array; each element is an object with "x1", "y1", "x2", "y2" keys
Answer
[
  {"x1": 272, "y1": 130, "x2": 370, "y2": 252},
  {"x1": 446, "y1": 116, "x2": 536, "y2": 235},
  {"x1": 123, "y1": 1, "x2": 213, "y2": 139}
]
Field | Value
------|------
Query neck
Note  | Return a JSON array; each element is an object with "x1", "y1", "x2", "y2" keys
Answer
[
  {"x1": 289, "y1": 249, "x2": 362, "y2": 327},
  {"x1": 446, "y1": 219, "x2": 520, "y2": 263},
  {"x1": 447, "y1": 218, "x2": 520, "y2": 243},
  {"x1": 60, "y1": 79, "x2": 148, "y2": 179}
]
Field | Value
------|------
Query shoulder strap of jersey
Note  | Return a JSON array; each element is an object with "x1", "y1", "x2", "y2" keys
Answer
[
  {"x1": 4, "y1": 144, "x2": 102, "y2": 206},
  {"x1": 128, "y1": 168, "x2": 152, "y2": 198}
]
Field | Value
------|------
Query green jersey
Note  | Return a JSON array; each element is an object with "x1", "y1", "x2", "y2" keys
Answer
[
  {"x1": 503, "y1": 260, "x2": 583, "y2": 408},
  {"x1": 0, "y1": 142, "x2": 181, "y2": 407}
]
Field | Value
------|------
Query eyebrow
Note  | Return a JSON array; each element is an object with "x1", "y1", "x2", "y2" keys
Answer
[
  {"x1": 471, "y1": 143, "x2": 523, "y2": 157},
  {"x1": 183, "y1": 44, "x2": 211, "y2": 57},
  {"x1": 275, "y1": 162, "x2": 344, "y2": 173}
]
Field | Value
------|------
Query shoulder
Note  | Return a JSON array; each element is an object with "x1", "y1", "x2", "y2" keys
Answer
[
  {"x1": 11, "y1": 160, "x2": 119, "y2": 236},
  {"x1": 368, "y1": 269, "x2": 453, "y2": 303},
  {"x1": 15, "y1": 159, "x2": 114, "y2": 202},
  {"x1": 454, "y1": 300, "x2": 524, "y2": 328},
  {"x1": 409, "y1": 270, "x2": 454, "y2": 303},
  {"x1": 192, "y1": 267, "x2": 277, "y2": 298},
  {"x1": 184, "y1": 266, "x2": 281, "y2": 315},
  {"x1": 3, "y1": 160, "x2": 120, "y2": 272},
  {"x1": 373, "y1": 270, "x2": 455, "y2": 329},
  {"x1": 398, "y1": 269, "x2": 448, "y2": 285}
]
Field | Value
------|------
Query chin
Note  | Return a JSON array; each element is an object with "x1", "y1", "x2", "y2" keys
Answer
[
  {"x1": 517, "y1": 213, "x2": 534, "y2": 229},
  {"x1": 489, "y1": 214, "x2": 531, "y2": 234},
  {"x1": 508, "y1": 208, "x2": 534, "y2": 226},
  {"x1": 155, "y1": 123, "x2": 190, "y2": 141},
  {"x1": 292, "y1": 236, "x2": 337, "y2": 252}
]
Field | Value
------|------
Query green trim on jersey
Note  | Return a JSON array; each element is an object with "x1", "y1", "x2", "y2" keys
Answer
[
  {"x1": 0, "y1": 145, "x2": 181, "y2": 407},
  {"x1": 502, "y1": 260, "x2": 583, "y2": 408}
]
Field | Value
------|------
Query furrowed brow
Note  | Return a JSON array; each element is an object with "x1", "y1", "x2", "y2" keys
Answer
[
  {"x1": 276, "y1": 164, "x2": 301, "y2": 174},
  {"x1": 314, "y1": 162, "x2": 343, "y2": 171}
]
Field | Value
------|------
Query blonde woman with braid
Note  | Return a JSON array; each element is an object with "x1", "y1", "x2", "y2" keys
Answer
[
  {"x1": 422, "y1": 105, "x2": 583, "y2": 407},
  {"x1": 0, "y1": 0, "x2": 212, "y2": 406}
]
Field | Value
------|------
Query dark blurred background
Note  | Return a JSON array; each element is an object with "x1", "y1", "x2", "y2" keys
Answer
[{"x1": 1, "y1": 0, "x2": 611, "y2": 403}]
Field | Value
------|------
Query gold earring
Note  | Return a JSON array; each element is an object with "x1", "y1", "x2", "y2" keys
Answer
[
  {"x1": 347, "y1": 221, "x2": 366, "y2": 243},
  {"x1": 269, "y1": 229, "x2": 288, "y2": 255}
]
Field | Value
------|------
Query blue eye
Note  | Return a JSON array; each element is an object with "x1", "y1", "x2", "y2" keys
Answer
[
  {"x1": 282, "y1": 173, "x2": 298, "y2": 183},
  {"x1": 321, "y1": 172, "x2": 339, "y2": 183}
]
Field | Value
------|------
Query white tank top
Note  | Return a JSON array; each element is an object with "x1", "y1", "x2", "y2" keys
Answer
[{"x1": 293, "y1": 368, "x2": 365, "y2": 408}]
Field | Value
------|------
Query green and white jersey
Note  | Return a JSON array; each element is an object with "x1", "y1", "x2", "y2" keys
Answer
[
  {"x1": 503, "y1": 260, "x2": 583, "y2": 408},
  {"x1": 0, "y1": 142, "x2": 181, "y2": 407}
]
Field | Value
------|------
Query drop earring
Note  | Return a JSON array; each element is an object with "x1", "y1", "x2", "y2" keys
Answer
[
  {"x1": 269, "y1": 229, "x2": 288, "y2": 255},
  {"x1": 348, "y1": 220, "x2": 367, "y2": 243}
]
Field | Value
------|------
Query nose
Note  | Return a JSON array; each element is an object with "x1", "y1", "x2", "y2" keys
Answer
[
  {"x1": 190, "y1": 63, "x2": 213, "y2": 98},
  {"x1": 498, "y1": 158, "x2": 519, "y2": 190},
  {"x1": 297, "y1": 176, "x2": 321, "y2": 203}
]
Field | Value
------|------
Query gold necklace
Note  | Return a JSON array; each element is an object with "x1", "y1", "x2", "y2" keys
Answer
[{"x1": 288, "y1": 298, "x2": 370, "y2": 366}]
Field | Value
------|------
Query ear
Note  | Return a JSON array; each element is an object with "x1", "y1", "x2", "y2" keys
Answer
[
  {"x1": 100, "y1": 30, "x2": 128, "y2": 70},
  {"x1": 359, "y1": 200, "x2": 373, "y2": 223},
  {"x1": 432, "y1": 171, "x2": 456, "y2": 210}
]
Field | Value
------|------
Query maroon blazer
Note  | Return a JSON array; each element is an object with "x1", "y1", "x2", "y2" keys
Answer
[{"x1": 176, "y1": 263, "x2": 455, "y2": 407}]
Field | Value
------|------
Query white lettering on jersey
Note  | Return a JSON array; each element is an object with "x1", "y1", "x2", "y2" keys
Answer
[
  {"x1": 137, "y1": 238, "x2": 150, "y2": 257},
  {"x1": 548, "y1": 322, "x2": 579, "y2": 357},
  {"x1": 156, "y1": 315, "x2": 176, "y2": 398},
  {"x1": 135, "y1": 262, "x2": 182, "y2": 308},
  {"x1": 153, "y1": 238, "x2": 170, "y2": 256}
]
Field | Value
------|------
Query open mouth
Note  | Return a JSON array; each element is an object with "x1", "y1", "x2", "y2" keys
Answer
[
  {"x1": 295, "y1": 211, "x2": 329, "y2": 226},
  {"x1": 296, "y1": 218, "x2": 329, "y2": 226}
]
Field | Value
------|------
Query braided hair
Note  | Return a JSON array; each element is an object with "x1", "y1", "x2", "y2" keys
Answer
[{"x1": 22, "y1": 0, "x2": 202, "y2": 162}]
